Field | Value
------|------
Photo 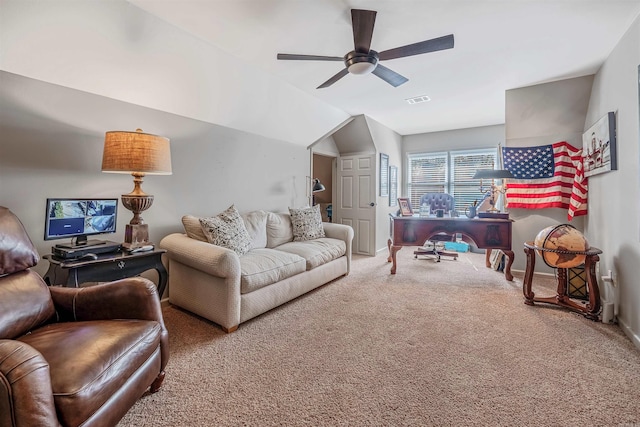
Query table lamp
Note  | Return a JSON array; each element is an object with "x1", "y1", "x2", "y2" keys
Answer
[
  {"x1": 472, "y1": 169, "x2": 513, "y2": 213},
  {"x1": 102, "y1": 128, "x2": 172, "y2": 249}
]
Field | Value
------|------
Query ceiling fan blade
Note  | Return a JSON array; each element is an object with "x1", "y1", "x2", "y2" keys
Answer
[
  {"x1": 371, "y1": 64, "x2": 408, "y2": 87},
  {"x1": 277, "y1": 53, "x2": 343, "y2": 61},
  {"x1": 317, "y1": 68, "x2": 349, "y2": 89},
  {"x1": 378, "y1": 34, "x2": 454, "y2": 61},
  {"x1": 351, "y1": 9, "x2": 377, "y2": 54}
]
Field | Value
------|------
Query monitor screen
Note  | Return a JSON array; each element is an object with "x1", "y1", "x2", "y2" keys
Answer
[{"x1": 45, "y1": 198, "x2": 118, "y2": 246}]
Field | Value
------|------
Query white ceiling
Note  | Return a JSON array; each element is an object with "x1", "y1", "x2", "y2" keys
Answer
[{"x1": 129, "y1": 0, "x2": 640, "y2": 136}]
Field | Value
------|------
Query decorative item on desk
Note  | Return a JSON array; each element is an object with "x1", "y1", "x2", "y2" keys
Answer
[
  {"x1": 398, "y1": 198, "x2": 413, "y2": 216},
  {"x1": 472, "y1": 169, "x2": 513, "y2": 213},
  {"x1": 102, "y1": 128, "x2": 172, "y2": 250}
]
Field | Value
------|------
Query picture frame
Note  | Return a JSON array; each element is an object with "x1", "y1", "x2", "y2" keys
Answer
[
  {"x1": 582, "y1": 111, "x2": 617, "y2": 177},
  {"x1": 379, "y1": 153, "x2": 389, "y2": 196},
  {"x1": 398, "y1": 197, "x2": 413, "y2": 216},
  {"x1": 389, "y1": 165, "x2": 398, "y2": 206}
]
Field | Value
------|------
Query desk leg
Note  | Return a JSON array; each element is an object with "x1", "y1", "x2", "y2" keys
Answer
[
  {"x1": 485, "y1": 248, "x2": 514, "y2": 281},
  {"x1": 387, "y1": 239, "x2": 401, "y2": 274},
  {"x1": 503, "y1": 250, "x2": 514, "y2": 281}
]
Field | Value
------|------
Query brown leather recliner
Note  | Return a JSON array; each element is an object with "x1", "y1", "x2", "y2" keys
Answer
[{"x1": 0, "y1": 207, "x2": 169, "y2": 427}]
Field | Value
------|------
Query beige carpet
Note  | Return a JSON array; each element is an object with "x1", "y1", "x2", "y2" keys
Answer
[{"x1": 119, "y1": 249, "x2": 640, "y2": 426}]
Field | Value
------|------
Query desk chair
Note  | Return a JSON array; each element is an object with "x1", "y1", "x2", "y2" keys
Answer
[{"x1": 414, "y1": 193, "x2": 458, "y2": 262}]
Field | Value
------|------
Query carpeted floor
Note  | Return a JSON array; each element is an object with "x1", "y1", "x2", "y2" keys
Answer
[{"x1": 119, "y1": 249, "x2": 640, "y2": 426}]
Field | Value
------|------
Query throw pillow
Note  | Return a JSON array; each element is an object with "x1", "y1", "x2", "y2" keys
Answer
[
  {"x1": 288, "y1": 205, "x2": 325, "y2": 241},
  {"x1": 199, "y1": 205, "x2": 252, "y2": 255}
]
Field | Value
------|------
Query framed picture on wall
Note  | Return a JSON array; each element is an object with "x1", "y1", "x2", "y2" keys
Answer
[
  {"x1": 582, "y1": 111, "x2": 617, "y2": 177},
  {"x1": 389, "y1": 165, "x2": 398, "y2": 206},
  {"x1": 379, "y1": 153, "x2": 389, "y2": 196}
]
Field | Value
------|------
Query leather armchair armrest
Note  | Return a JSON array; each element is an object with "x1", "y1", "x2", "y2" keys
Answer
[
  {"x1": 0, "y1": 340, "x2": 60, "y2": 427},
  {"x1": 50, "y1": 278, "x2": 170, "y2": 372},
  {"x1": 49, "y1": 277, "x2": 164, "y2": 323}
]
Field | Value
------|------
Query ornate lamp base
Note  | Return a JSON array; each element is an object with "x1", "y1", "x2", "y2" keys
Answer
[{"x1": 123, "y1": 223, "x2": 150, "y2": 250}]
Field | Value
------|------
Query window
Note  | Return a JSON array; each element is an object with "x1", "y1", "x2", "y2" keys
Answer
[{"x1": 407, "y1": 148, "x2": 497, "y2": 211}]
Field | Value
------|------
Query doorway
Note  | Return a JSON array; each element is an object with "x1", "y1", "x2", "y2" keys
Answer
[{"x1": 312, "y1": 153, "x2": 334, "y2": 222}]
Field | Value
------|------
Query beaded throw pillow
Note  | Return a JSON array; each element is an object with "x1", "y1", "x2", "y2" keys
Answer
[
  {"x1": 199, "y1": 205, "x2": 252, "y2": 255},
  {"x1": 288, "y1": 205, "x2": 325, "y2": 241}
]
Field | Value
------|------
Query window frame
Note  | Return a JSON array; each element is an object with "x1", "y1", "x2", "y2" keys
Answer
[{"x1": 406, "y1": 147, "x2": 498, "y2": 212}]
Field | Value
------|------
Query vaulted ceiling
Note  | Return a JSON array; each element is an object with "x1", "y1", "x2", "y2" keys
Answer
[{"x1": 130, "y1": 0, "x2": 640, "y2": 136}]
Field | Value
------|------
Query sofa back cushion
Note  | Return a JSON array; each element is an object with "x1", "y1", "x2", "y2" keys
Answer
[
  {"x1": 182, "y1": 215, "x2": 208, "y2": 242},
  {"x1": 241, "y1": 210, "x2": 268, "y2": 250},
  {"x1": 266, "y1": 212, "x2": 294, "y2": 248},
  {"x1": 183, "y1": 211, "x2": 269, "y2": 250}
]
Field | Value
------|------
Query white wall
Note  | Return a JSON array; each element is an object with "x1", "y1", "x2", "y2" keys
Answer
[
  {"x1": 584, "y1": 15, "x2": 640, "y2": 347},
  {"x1": 0, "y1": 0, "x2": 349, "y2": 146},
  {"x1": 364, "y1": 116, "x2": 403, "y2": 252},
  {"x1": 504, "y1": 76, "x2": 592, "y2": 273},
  {"x1": 0, "y1": 72, "x2": 309, "y2": 280}
]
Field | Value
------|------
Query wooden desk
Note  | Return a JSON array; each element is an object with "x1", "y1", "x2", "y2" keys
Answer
[
  {"x1": 387, "y1": 214, "x2": 515, "y2": 281},
  {"x1": 43, "y1": 249, "x2": 168, "y2": 298},
  {"x1": 523, "y1": 242, "x2": 602, "y2": 320}
]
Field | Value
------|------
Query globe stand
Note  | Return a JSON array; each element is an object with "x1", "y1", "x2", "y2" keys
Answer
[{"x1": 522, "y1": 242, "x2": 603, "y2": 320}]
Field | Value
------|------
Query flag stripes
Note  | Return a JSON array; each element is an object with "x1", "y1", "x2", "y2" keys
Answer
[{"x1": 503, "y1": 141, "x2": 587, "y2": 219}]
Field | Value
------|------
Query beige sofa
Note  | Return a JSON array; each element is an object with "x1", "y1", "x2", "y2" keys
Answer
[{"x1": 159, "y1": 210, "x2": 353, "y2": 332}]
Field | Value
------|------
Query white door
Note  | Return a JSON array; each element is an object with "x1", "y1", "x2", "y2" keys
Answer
[{"x1": 336, "y1": 153, "x2": 376, "y2": 255}]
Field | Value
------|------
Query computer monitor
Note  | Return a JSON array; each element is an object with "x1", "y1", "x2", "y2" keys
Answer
[{"x1": 44, "y1": 198, "x2": 118, "y2": 248}]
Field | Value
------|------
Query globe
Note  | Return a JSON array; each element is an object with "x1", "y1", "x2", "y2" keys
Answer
[{"x1": 534, "y1": 224, "x2": 590, "y2": 268}]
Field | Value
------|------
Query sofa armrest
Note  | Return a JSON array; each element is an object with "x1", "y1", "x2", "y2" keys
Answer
[
  {"x1": 323, "y1": 222, "x2": 354, "y2": 272},
  {"x1": 159, "y1": 233, "x2": 241, "y2": 279},
  {"x1": 0, "y1": 340, "x2": 59, "y2": 427}
]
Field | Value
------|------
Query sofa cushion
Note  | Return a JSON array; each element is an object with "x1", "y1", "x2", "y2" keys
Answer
[
  {"x1": 200, "y1": 205, "x2": 252, "y2": 256},
  {"x1": 182, "y1": 215, "x2": 208, "y2": 242},
  {"x1": 266, "y1": 212, "x2": 294, "y2": 248},
  {"x1": 242, "y1": 210, "x2": 268, "y2": 250},
  {"x1": 275, "y1": 238, "x2": 346, "y2": 270},
  {"x1": 289, "y1": 205, "x2": 325, "y2": 241},
  {"x1": 239, "y1": 248, "x2": 306, "y2": 293}
]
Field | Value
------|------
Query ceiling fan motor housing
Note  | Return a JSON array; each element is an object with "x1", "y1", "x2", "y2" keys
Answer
[{"x1": 345, "y1": 50, "x2": 379, "y2": 75}]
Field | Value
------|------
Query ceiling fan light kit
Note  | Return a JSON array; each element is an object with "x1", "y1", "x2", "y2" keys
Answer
[
  {"x1": 277, "y1": 9, "x2": 454, "y2": 88},
  {"x1": 345, "y1": 51, "x2": 378, "y2": 75}
]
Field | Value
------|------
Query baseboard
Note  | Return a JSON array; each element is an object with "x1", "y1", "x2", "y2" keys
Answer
[
  {"x1": 618, "y1": 317, "x2": 640, "y2": 351},
  {"x1": 160, "y1": 297, "x2": 170, "y2": 308}
]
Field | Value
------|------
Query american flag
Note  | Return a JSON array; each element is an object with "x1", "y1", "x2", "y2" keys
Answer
[{"x1": 502, "y1": 141, "x2": 587, "y2": 219}]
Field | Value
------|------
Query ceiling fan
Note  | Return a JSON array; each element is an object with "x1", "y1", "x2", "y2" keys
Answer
[{"x1": 277, "y1": 9, "x2": 454, "y2": 89}]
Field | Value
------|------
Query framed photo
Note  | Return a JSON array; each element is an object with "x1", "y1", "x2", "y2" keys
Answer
[
  {"x1": 582, "y1": 111, "x2": 617, "y2": 177},
  {"x1": 389, "y1": 165, "x2": 398, "y2": 206},
  {"x1": 379, "y1": 153, "x2": 389, "y2": 196},
  {"x1": 398, "y1": 197, "x2": 413, "y2": 216}
]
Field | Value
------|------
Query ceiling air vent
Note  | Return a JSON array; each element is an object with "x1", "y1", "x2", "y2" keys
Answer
[{"x1": 405, "y1": 95, "x2": 431, "y2": 105}]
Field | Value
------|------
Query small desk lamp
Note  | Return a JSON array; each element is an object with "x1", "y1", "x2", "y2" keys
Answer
[
  {"x1": 312, "y1": 178, "x2": 325, "y2": 206},
  {"x1": 472, "y1": 169, "x2": 513, "y2": 213},
  {"x1": 102, "y1": 129, "x2": 172, "y2": 249}
]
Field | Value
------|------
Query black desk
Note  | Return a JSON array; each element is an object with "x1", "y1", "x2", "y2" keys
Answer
[{"x1": 43, "y1": 249, "x2": 168, "y2": 298}]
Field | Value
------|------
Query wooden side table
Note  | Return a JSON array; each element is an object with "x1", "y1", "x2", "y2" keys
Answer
[
  {"x1": 43, "y1": 249, "x2": 168, "y2": 298},
  {"x1": 522, "y1": 242, "x2": 602, "y2": 320}
]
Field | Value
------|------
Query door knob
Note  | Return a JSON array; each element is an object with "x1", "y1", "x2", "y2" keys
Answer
[{"x1": 369, "y1": 202, "x2": 375, "y2": 207}]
